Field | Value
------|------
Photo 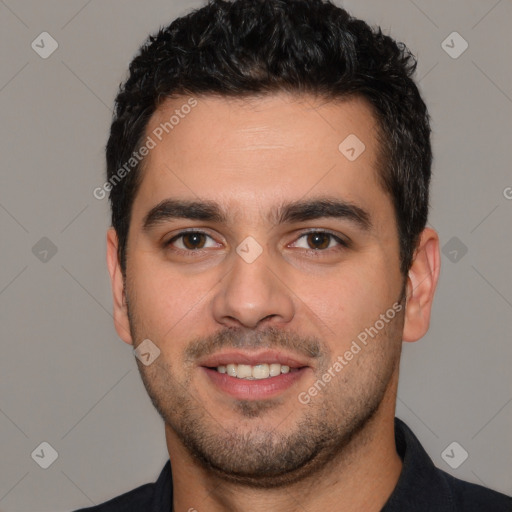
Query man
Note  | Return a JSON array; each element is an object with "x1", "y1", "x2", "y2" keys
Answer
[{"x1": 78, "y1": 0, "x2": 512, "y2": 510}]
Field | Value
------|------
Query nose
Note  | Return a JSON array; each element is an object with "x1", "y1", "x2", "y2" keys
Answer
[{"x1": 211, "y1": 242, "x2": 295, "y2": 330}]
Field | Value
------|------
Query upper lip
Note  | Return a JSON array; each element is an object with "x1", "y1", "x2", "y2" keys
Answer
[{"x1": 198, "y1": 350, "x2": 310, "y2": 369}]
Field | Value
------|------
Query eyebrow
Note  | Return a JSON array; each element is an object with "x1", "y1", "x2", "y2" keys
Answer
[{"x1": 142, "y1": 197, "x2": 372, "y2": 232}]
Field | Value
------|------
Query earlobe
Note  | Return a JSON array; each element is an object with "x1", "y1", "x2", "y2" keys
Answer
[
  {"x1": 106, "y1": 228, "x2": 134, "y2": 345},
  {"x1": 402, "y1": 227, "x2": 441, "y2": 343}
]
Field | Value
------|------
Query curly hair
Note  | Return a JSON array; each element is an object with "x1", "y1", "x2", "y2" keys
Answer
[{"x1": 106, "y1": 0, "x2": 432, "y2": 277}]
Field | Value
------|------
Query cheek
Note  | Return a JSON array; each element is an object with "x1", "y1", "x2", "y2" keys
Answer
[
  {"x1": 128, "y1": 260, "x2": 209, "y2": 342},
  {"x1": 295, "y1": 265, "x2": 394, "y2": 342}
]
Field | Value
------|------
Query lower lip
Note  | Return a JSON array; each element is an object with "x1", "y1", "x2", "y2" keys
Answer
[{"x1": 202, "y1": 367, "x2": 308, "y2": 400}]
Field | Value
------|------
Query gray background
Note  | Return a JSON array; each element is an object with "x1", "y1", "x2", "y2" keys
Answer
[{"x1": 0, "y1": 0, "x2": 511, "y2": 510}]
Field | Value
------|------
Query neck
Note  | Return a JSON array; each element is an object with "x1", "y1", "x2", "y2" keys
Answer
[{"x1": 167, "y1": 391, "x2": 402, "y2": 512}]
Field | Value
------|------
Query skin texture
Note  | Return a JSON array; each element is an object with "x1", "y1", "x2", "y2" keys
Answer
[{"x1": 107, "y1": 93, "x2": 440, "y2": 512}]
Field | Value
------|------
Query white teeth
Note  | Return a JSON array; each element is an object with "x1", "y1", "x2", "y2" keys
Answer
[
  {"x1": 237, "y1": 364, "x2": 253, "y2": 379},
  {"x1": 269, "y1": 363, "x2": 281, "y2": 377},
  {"x1": 216, "y1": 363, "x2": 296, "y2": 379},
  {"x1": 252, "y1": 364, "x2": 270, "y2": 379}
]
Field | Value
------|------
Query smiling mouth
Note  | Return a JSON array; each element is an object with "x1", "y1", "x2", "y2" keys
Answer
[{"x1": 209, "y1": 363, "x2": 302, "y2": 380}]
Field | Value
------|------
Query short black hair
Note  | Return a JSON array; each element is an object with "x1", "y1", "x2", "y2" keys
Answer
[{"x1": 106, "y1": 0, "x2": 432, "y2": 277}]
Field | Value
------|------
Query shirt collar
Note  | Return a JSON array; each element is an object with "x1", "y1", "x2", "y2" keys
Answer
[
  {"x1": 381, "y1": 417, "x2": 455, "y2": 511},
  {"x1": 151, "y1": 458, "x2": 172, "y2": 512}
]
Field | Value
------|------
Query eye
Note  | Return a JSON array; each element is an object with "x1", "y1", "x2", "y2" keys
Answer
[
  {"x1": 163, "y1": 229, "x2": 348, "y2": 256},
  {"x1": 165, "y1": 231, "x2": 219, "y2": 251},
  {"x1": 291, "y1": 231, "x2": 348, "y2": 251}
]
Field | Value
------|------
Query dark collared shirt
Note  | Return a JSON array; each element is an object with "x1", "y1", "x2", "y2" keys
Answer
[{"x1": 75, "y1": 418, "x2": 512, "y2": 511}]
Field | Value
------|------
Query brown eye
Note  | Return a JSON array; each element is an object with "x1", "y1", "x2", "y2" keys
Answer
[
  {"x1": 166, "y1": 231, "x2": 217, "y2": 251},
  {"x1": 306, "y1": 232, "x2": 331, "y2": 250},
  {"x1": 290, "y1": 231, "x2": 348, "y2": 252},
  {"x1": 180, "y1": 232, "x2": 207, "y2": 249}
]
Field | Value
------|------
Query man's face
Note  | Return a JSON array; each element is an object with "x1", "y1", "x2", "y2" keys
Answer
[{"x1": 119, "y1": 93, "x2": 406, "y2": 485}]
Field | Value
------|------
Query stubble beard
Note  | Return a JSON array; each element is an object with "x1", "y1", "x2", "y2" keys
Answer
[{"x1": 127, "y1": 301, "x2": 404, "y2": 488}]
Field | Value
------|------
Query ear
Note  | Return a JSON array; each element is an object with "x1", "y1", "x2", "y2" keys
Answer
[
  {"x1": 402, "y1": 227, "x2": 440, "y2": 342},
  {"x1": 106, "y1": 228, "x2": 133, "y2": 345}
]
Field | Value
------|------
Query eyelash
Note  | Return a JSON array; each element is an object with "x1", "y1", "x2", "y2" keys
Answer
[{"x1": 164, "y1": 229, "x2": 349, "y2": 256}]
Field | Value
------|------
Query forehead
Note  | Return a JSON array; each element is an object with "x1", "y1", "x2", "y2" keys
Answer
[{"x1": 133, "y1": 92, "x2": 389, "y2": 227}]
